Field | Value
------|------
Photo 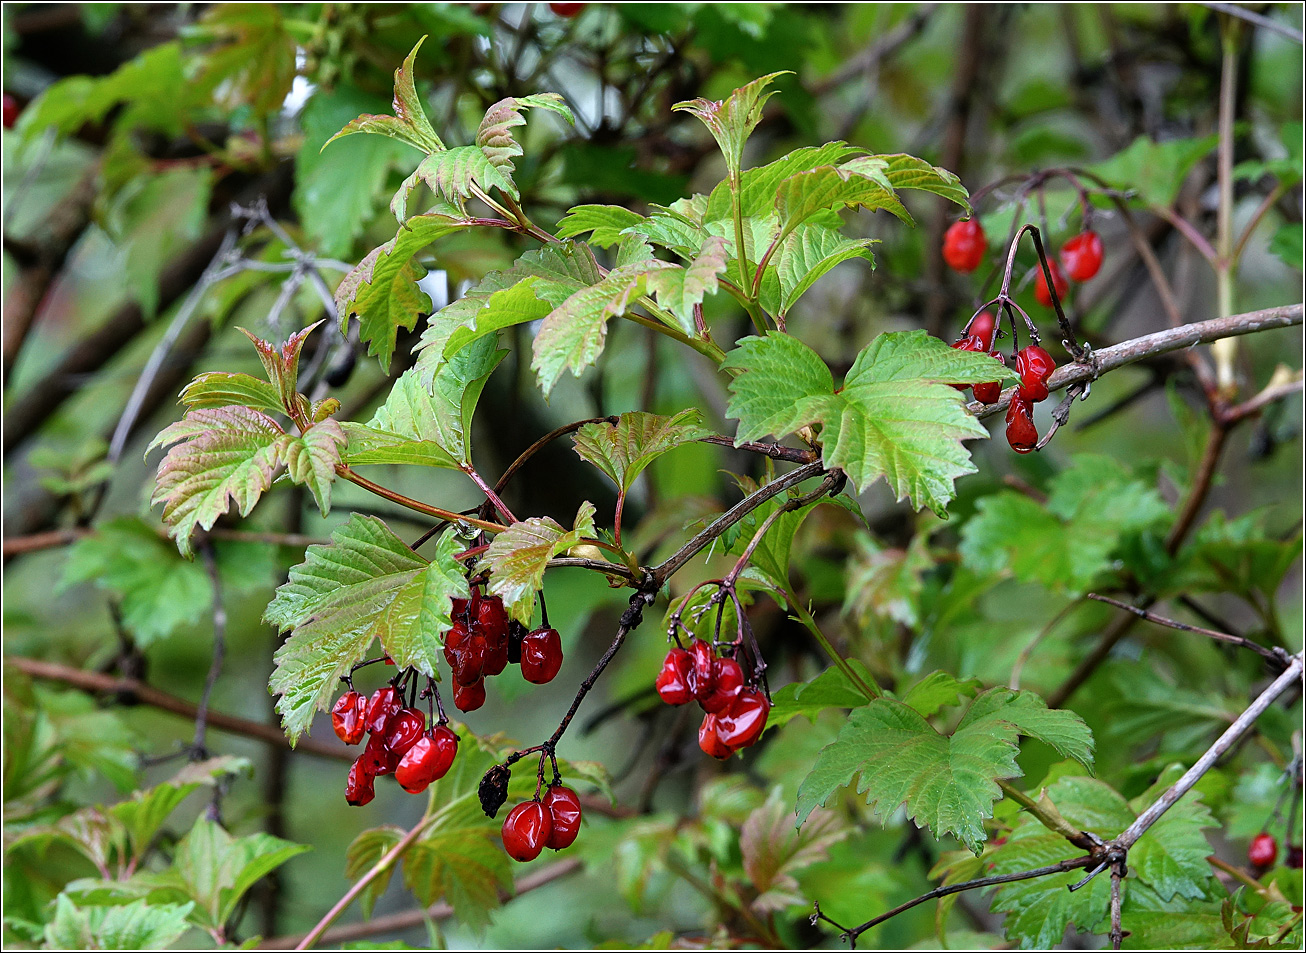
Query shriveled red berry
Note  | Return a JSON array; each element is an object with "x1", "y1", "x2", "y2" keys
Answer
[
  {"x1": 973, "y1": 351, "x2": 1006, "y2": 405},
  {"x1": 1060, "y1": 231, "x2": 1104, "y2": 282},
  {"x1": 482, "y1": 632, "x2": 509, "y2": 677},
  {"x1": 698, "y1": 714, "x2": 733, "y2": 760},
  {"x1": 542, "y1": 785, "x2": 583, "y2": 850},
  {"x1": 688, "y1": 639, "x2": 715, "y2": 699},
  {"x1": 521, "y1": 627, "x2": 563, "y2": 684},
  {"x1": 345, "y1": 759, "x2": 375, "y2": 806},
  {"x1": 1014, "y1": 345, "x2": 1056, "y2": 403},
  {"x1": 1249, "y1": 832, "x2": 1279, "y2": 868},
  {"x1": 332, "y1": 690, "x2": 367, "y2": 745},
  {"x1": 365, "y1": 686, "x2": 402, "y2": 734},
  {"x1": 475, "y1": 595, "x2": 510, "y2": 639},
  {"x1": 395, "y1": 725, "x2": 459, "y2": 794},
  {"x1": 943, "y1": 219, "x2": 986, "y2": 273},
  {"x1": 453, "y1": 678, "x2": 486, "y2": 712},
  {"x1": 656, "y1": 647, "x2": 695, "y2": 705},
  {"x1": 1033, "y1": 260, "x2": 1068, "y2": 308},
  {"x1": 965, "y1": 311, "x2": 996, "y2": 351},
  {"x1": 1005, "y1": 398, "x2": 1039, "y2": 454},
  {"x1": 445, "y1": 621, "x2": 487, "y2": 685},
  {"x1": 383, "y1": 707, "x2": 426, "y2": 756},
  {"x1": 714, "y1": 689, "x2": 770, "y2": 749},
  {"x1": 549, "y1": 2, "x2": 585, "y2": 15},
  {"x1": 502, "y1": 801, "x2": 552, "y2": 862},
  {"x1": 699, "y1": 656, "x2": 745, "y2": 715},
  {"x1": 360, "y1": 733, "x2": 399, "y2": 776}
]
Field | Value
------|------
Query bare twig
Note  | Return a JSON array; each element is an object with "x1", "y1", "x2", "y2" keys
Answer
[
  {"x1": 193, "y1": 545, "x2": 228, "y2": 758},
  {"x1": 1086, "y1": 593, "x2": 1290, "y2": 667},
  {"x1": 1200, "y1": 2, "x2": 1304, "y2": 43}
]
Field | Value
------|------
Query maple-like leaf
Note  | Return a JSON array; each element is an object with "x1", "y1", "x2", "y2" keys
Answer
[
  {"x1": 475, "y1": 502, "x2": 598, "y2": 623},
  {"x1": 148, "y1": 406, "x2": 286, "y2": 556},
  {"x1": 391, "y1": 145, "x2": 518, "y2": 220},
  {"x1": 740, "y1": 791, "x2": 849, "y2": 913},
  {"x1": 555, "y1": 204, "x2": 647, "y2": 248},
  {"x1": 644, "y1": 235, "x2": 730, "y2": 332},
  {"x1": 571, "y1": 409, "x2": 711, "y2": 492},
  {"x1": 280, "y1": 420, "x2": 346, "y2": 517},
  {"x1": 673, "y1": 72, "x2": 791, "y2": 181},
  {"x1": 476, "y1": 93, "x2": 574, "y2": 174},
  {"x1": 324, "y1": 37, "x2": 445, "y2": 154}
]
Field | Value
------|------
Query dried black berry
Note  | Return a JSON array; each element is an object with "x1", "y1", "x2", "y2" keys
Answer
[{"x1": 478, "y1": 762, "x2": 511, "y2": 818}]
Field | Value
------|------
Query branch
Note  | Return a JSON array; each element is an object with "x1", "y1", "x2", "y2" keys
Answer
[
  {"x1": 5, "y1": 655, "x2": 353, "y2": 762},
  {"x1": 193, "y1": 545, "x2": 227, "y2": 758},
  {"x1": 1086, "y1": 593, "x2": 1291, "y2": 667}
]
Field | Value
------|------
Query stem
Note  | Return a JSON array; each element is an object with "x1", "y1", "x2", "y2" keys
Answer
[
  {"x1": 1212, "y1": 16, "x2": 1240, "y2": 392},
  {"x1": 996, "y1": 779, "x2": 1099, "y2": 850},
  {"x1": 620, "y1": 307, "x2": 727, "y2": 364},
  {"x1": 1086, "y1": 593, "x2": 1289, "y2": 665},
  {"x1": 336, "y1": 466, "x2": 506, "y2": 533},
  {"x1": 786, "y1": 595, "x2": 880, "y2": 700},
  {"x1": 494, "y1": 416, "x2": 619, "y2": 494},
  {"x1": 613, "y1": 489, "x2": 625, "y2": 548},
  {"x1": 1165, "y1": 420, "x2": 1228, "y2": 553},
  {"x1": 462, "y1": 466, "x2": 518, "y2": 524},
  {"x1": 194, "y1": 545, "x2": 228, "y2": 758}
]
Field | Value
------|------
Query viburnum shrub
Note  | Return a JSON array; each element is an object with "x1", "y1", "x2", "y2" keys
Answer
[{"x1": 124, "y1": 42, "x2": 1304, "y2": 949}]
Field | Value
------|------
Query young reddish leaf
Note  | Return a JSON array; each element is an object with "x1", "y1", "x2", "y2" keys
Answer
[
  {"x1": 673, "y1": 72, "x2": 791, "y2": 182},
  {"x1": 476, "y1": 502, "x2": 598, "y2": 623},
  {"x1": 148, "y1": 406, "x2": 286, "y2": 556},
  {"x1": 324, "y1": 37, "x2": 445, "y2": 154},
  {"x1": 571, "y1": 409, "x2": 712, "y2": 493},
  {"x1": 237, "y1": 321, "x2": 322, "y2": 418},
  {"x1": 179, "y1": 372, "x2": 284, "y2": 415},
  {"x1": 335, "y1": 212, "x2": 476, "y2": 371},
  {"x1": 644, "y1": 235, "x2": 730, "y2": 333},
  {"x1": 531, "y1": 260, "x2": 679, "y2": 397},
  {"x1": 392, "y1": 145, "x2": 519, "y2": 221},
  {"x1": 740, "y1": 792, "x2": 848, "y2": 913},
  {"x1": 280, "y1": 420, "x2": 346, "y2": 517},
  {"x1": 476, "y1": 93, "x2": 574, "y2": 174}
]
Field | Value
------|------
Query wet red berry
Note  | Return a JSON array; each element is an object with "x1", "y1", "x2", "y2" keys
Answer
[
  {"x1": 549, "y1": 2, "x2": 585, "y2": 15},
  {"x1": 521, "y1": 627, "x2": 563, "y2": 684},
  {"x1": 943, "y1": 219, "x2": 986, "y2": 273},
  {"x1": 1060, "y1": 231, "x2": 1104, "y2": 282},
  {"x1": 360, "y1": 733, "x2": 399, "y2": 776},
  {"x1": 395, "y1": 725, "x2": 459, "y2": 794},
  {"x1": 345, "y1": 759, "x2": 375, "y2": 806},
  {"x1": 542, "y1": 785, "x2": 583, "y2": 850},
  {"x1": 688, "y1": 639, "x2": 715, "y2": 699},
  {"x1": 475, "y1": 595, "x2": 510, "y2": 640},
  {"x1": 1249, "y1": 832, "x2": 1278, "y2": 868},
  {"x1": 698, "y1": 714, "x2": 733, "y2": 760},
  {"x1": 972, "y1": 351, "x2": 1006, "y2": 405},
  {"x1": 965, "y1": 311, "x2": 996, "y2": 350},
  {"x1": 365, "y1": 686, "x2": 402, "y2": 734},
  {"x1": 714, "y1": 689, "x2": 771, "y2": 749},
  {"x1": 383, "y1": 707, "x2": 426, "y2": 756},
  {"x1": 1005, "y1": 398, "x2": 1039, "y2": 454},
  {"x1": 1033, "y1": 260, "x2": 1068, "y2": 308},
  {"x1": 502, "y1": 800, "x2": 552, "y2": 862},
  {"x1": 655, "y1": 647, "x2": 695, "y2": 705},
  {"x1": 699, "y1": 656, "x2": 745, "y2": 715},
  {"x1": 1014, "y1": 345, "x2": 1056, "y2": 403},
  {"x1": 453, "y1": 678, "x2": 486, "y2": 712},
  {"x1": 332, "y1": 690, "x2": 367, "y2": 745}
]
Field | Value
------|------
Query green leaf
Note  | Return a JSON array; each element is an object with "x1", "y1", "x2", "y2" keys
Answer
[
  {"x1": 842, "y1": 153, "x2": 970, "y2": 210},
  {"x1": 427, "y1": 335, "x2": 508, "y2": 465},
  {"x1": 898, "y1": 671, "x2": 983, "y2": 719},
  {"x1": 414, "y1": 243, "x2": 602, "y2": 379},
  {"x1": 531, "y1": 260, "x2": 679, "y2": 396},
  {"x1": 196, "y1": 3, "x2": 297, "y2": 117},
  {"x1": 170, "y1": 817, "x2": 309, "y2": 928},
  {"x1": 325, "y1": 37, "x2": 444, "y2": 154},
  {"x1": 281, "y1": 420, "x2": 346, "y2": 517},
  {"x1": 1269, "y1": 223, "x2": 1303, "y2": 272},
  {"x1": 773, "y1": 164, "x2": 912, "y2": 240},
  {"x1": 1089, "y1": 134, "x2": 1219, "y2": 208},
  {"x1": 475, "y1": 502, "x2": 598, "y2": 623},
  {"x1": 148, "y1": 406, "x2": 286, "y2": 556},
  {"x1": 723, "y1": 331, "x2": 1010, "y2": 512},
  {"x1": 720, "y1": 142, "x2": 866, "y2": 220},
  {"x1": 844, "y1": 533, "x2": 932, "y2": 629},
  {"x1": 644, "y1": 235, "x2": 730, "y2": 332},
  {"x1": 266, "y1": 515, "x2": 432, "y2": 743},
  {"x1": 345, "y1": 826, "x2": 405, "y2": 919},
  {"x1": 740, "y1": 790, "x2": 848, "y2": 913},
  {"x1": 673, "y1": 72, "x2": 791, "y2": 181},
  {"x1": 59, "y1": 517, "x2": 210, "y2": 645},
  {"x1": 178, "y1": 372, "x2": 284, "y2": 415},
  {"x1": 108, "y1": 757, "x2": 247, "y2": 865},
  {"x1": 335, "y1": 212, "x2": 475, "y2": 371},
  {"x1": 795, "y1": 689, "x2": 1092, "y2": 852},
  {"x1": 775, "y1": 225, "x2": 875, "y2": 317},
  {"x1": 571, "y1": 409, "x2": 712, "y2": 493},
  {"x1": 44, "y1": 896, "x2": 193, "y2": 951},
  {"x1": 476, "y1": 93, "x2": 575, "y2": 174},
  {"x1": 767, "y1": 662, "x2": 875, "y2": 728},
  {"x1": 394, "y1": 145, "x2": 519, "y2": 219},
  {"x1": 377, "y1": 528, "x2": 472, "y2": 676},
  {"x1": 555, "y1": 204, "x2": 647, "y2": 248}
]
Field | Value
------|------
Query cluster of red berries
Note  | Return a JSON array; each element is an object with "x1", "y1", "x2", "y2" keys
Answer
[
  {"x1": 950, "y1": 310, "x2": 1057, "y2": 453},
  {"x1": 656, "y1": 639, "x2": 771, "y2": 759},
  {"x1": 333, "y1": 686, "x2": 459, "y2": 806},
  {"x1": 443, "y1": 587, "x2": 564, "y2": 713},
  {"x1": 500, "y1": 785, "x2": 583, "y2": 862},
  {"x1": 942, "y1": 220, "x2": 1105, "y2": 308}
]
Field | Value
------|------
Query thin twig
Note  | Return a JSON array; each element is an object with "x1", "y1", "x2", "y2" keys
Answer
[
  {"x1": 1086, "y1": 593, "x2": 1289, "y2": 666},
  {"x1": 1199, "y1": 3, "x2": 1303, "y2": 44},
  {"x1": 193, "y1": 545, "x2": 228, "y2": 757}
]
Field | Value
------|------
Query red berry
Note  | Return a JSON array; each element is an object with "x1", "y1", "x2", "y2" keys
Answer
[
  {"x1": 332, "y1": 690, "x2": 367, "y2": 745},
  {"x1": 1005, "y1": 398, "x2": 1039, "y2": 454},
  {"x1": 714, "y1": 689, "x2": 771, "y2": 749},
  {"x1": 395, "y1": 724, "x2": 459, "y2": 794},
  {"x1": 542, "y1": 785, "x2": 583, "y2": 850},
  {"x1": 655, "y1": 648, "x2": 695, "y2": 706},
  {"x1": 1060, "y1": 231, "x2": 1104, "y2": 282},
  {"x1": 475, "y1": 595, "x2": 510, "y2": 641},
  {"x1": 1014, "y1": 345, "x2": 1056, "y2": 403},
  {"x1": 699, "y1": 656, "x2": 745, "y2": 715},
  {"x1": 698, "y1": 714, "x2": 733, "y2": 760},
  {"x1": 965, "y1": 311, "x2": 996, "y2": 351},
  {"x1": 1033, "y1": 260, "x2": 1068, "y2": 308},
  {"x1": 345, "y1": 759, "x2": 375, "y2": 806},
  {"x1": 521, "y1": 627, "x2": 563, "y2": 684},
  {"x1": 2, "y1": 94, "x2": 18, "y2": 130},
  {"x1": 444, "y1": 621, "x2": 486, "y2": 685},
  {"x1": 942, "y1": 219, "x2": 987, "y2": 273},
  {"x1": 365, "y1": 686, "x2": 402, "y2": 734},
  {"x1": 383, "y1": 707, "x2": 426, "y2": 756},
  {"x1": 688, "y1": 639, "x2": 715, "y2": 699},
  {"x1": 1288, "y1": 845, "x2": 1303, "y2": 869},
  {"x1": 1249, "y1": 832, "x2": 1279, "y2": 868},
  {"x1": 502, "y1": 801, "x2": 552, "y2": 862},
  {"x1": 972, "y1": 351, "x2": 1006, "y2": 405},
  {"x1": 453, "y1": 678, "x2": 486, "y2": 712},
  {"x1": 549, "y1": 2, "x2": 585, "y2": 15},
  {"x1": 360, "y1": 733, "x2": 399, "y2": 776},
  {"x1": 482, "y1": 632, "x2": 509, "y2": 678}
]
